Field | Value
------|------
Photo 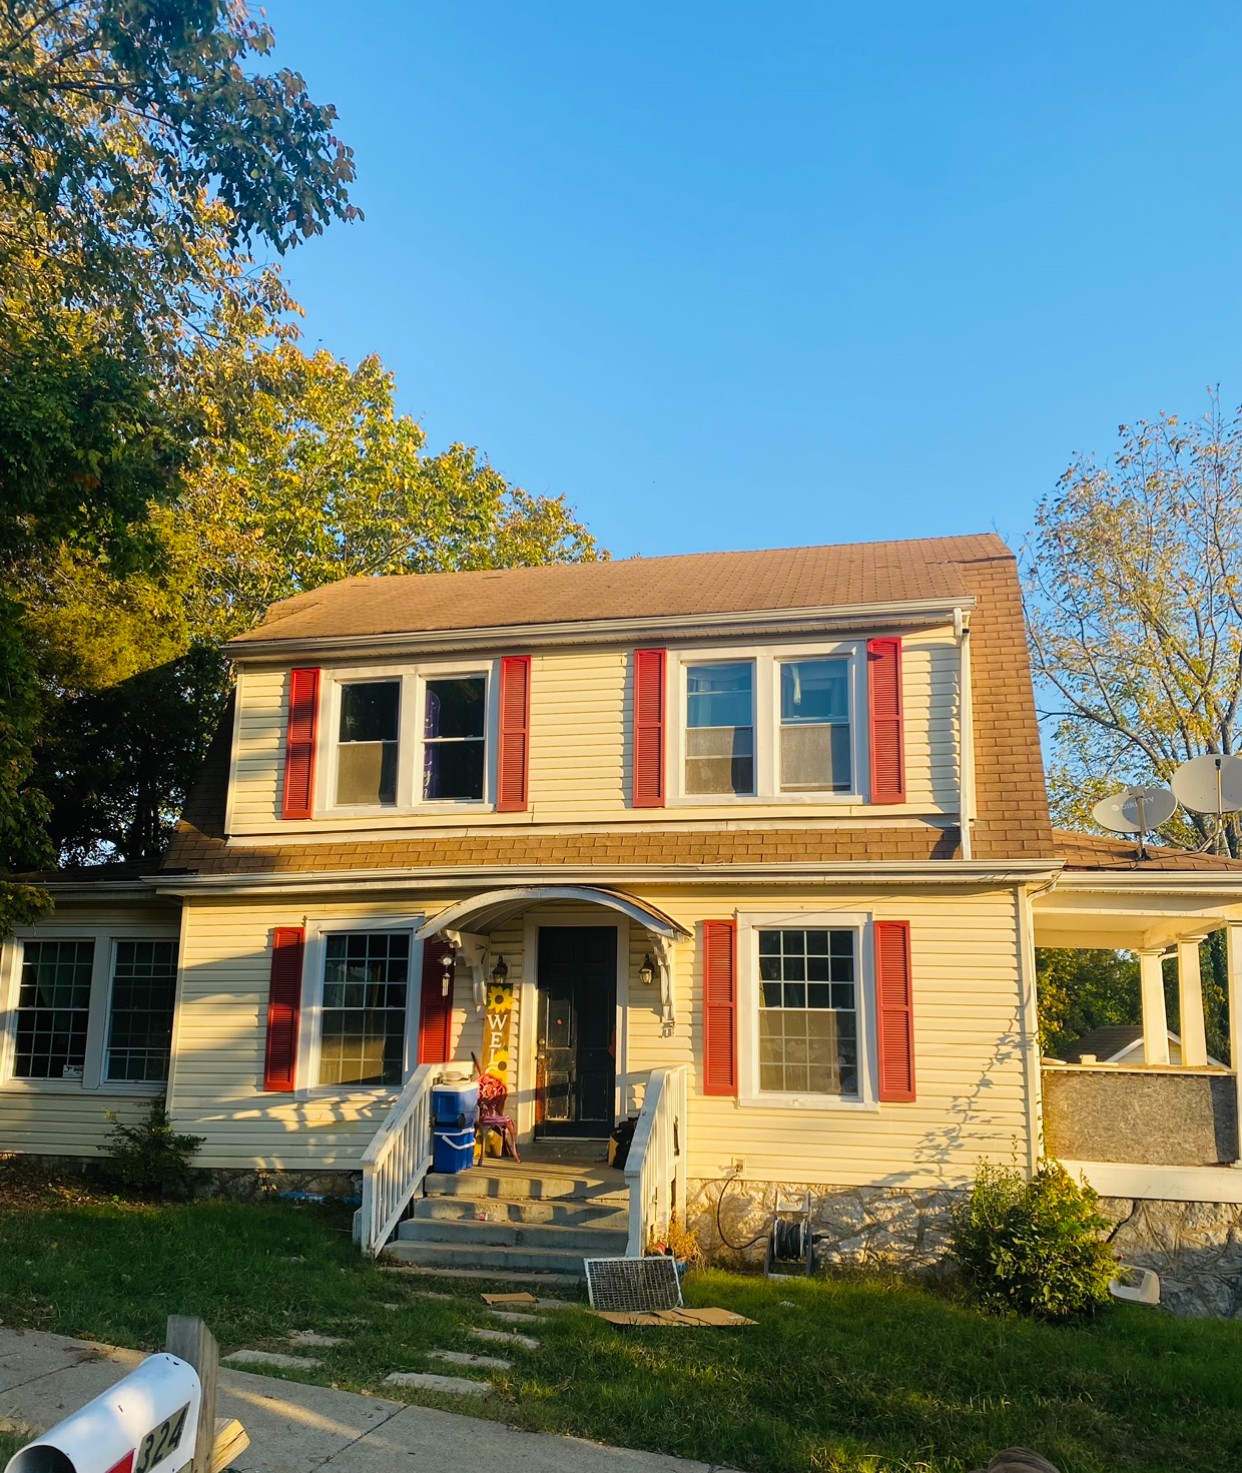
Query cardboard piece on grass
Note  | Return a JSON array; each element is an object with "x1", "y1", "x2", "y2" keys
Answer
[
  {"x1": 480, "y1": 1292, "x2": 539, "y2": 1306},
  {"x1": 591, "y1": 1307, "x2": 756, "y2": 1328}
]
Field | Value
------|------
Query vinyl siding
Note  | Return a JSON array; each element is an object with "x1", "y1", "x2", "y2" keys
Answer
[
  {"x1": 229, "y1": 630, "x2": 961, "y2": 835},
  {"x1": 164, "y1": 884, "x2": 1027, "y2": 1185}
]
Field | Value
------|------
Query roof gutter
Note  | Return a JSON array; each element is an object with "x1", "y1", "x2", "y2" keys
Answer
[
  {"x1": 150, "y1": 858, "x2": 1061, "y2": 899},
  {"x1": 226, "y1": 596, "x2": 976, "y2": 663}
]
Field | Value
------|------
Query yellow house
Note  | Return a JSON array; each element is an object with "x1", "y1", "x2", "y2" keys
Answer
[{"x1": 6, "y1": 533, "x2": 1242, "y2": 1304}]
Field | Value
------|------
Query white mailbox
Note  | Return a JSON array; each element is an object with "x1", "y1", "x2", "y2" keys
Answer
[{"x1": 5, "y1": 1353, "x2": 201, "y2": 1473}]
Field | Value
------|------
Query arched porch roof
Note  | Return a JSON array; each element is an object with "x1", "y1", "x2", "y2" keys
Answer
[{"x1": 412, "y1": 885, "x2": 691, "y2": 943}]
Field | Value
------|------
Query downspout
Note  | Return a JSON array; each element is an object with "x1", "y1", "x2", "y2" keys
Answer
[{"x1": 955, "y1": 608, "x2": 974, "y2": 861}]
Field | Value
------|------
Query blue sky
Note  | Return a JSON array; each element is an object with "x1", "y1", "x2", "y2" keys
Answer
[{"x1": 261, "y1": 2, "x2": 1242, "y2": 562}]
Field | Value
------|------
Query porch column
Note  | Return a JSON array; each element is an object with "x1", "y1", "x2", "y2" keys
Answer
[
  {"x1": 1228, "y1": 923, "x2": 1242, "y2": 1165},
  {"x1": 1138, "y1": 948, "x2": 1170, "y2": 1065},
  {"x1": 1177, "y1": 935, "x2": 1210, "y2": 1067}
]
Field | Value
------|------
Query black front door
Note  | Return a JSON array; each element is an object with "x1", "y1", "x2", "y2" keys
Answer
[{"x1": 535, "y1": 926, "x2": 617, "y2": 1138}]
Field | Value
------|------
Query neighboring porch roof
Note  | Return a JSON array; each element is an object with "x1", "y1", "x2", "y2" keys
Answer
[
  {"x1": 1037, "y1": 831, "x2": 1242, "y2": 949},
  {"x1": 413, "y1": 885, "x2": 692, "y2": 942}
]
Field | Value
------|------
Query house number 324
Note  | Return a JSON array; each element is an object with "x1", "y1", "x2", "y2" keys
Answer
[{"x1": 135, "y1": 1402, "x2": 190, "y2": 1473}]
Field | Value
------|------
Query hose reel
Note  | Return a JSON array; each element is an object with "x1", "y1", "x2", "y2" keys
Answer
[{"x1": 765, "y1": 1190, "x2": 814, "y2": 1278}]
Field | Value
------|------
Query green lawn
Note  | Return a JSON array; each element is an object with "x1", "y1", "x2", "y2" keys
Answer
[{"x1": 1, "y1": 1174, "x2": 1241, "y2": 1473}]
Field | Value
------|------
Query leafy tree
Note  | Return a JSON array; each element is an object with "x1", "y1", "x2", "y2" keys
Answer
[
  {"x1": 25, "y1": 346, "x2": 602, "y2": 864},
  {"x1": 0, "y1": 0, "x2": 357, "y2": 928},
  {"x1": 1026, "y1": 392, "x2": 1242, "y2": 850},
  {"x1": 1035, "y1": 949, "x2": 1141, "y2": 1056},
  {"x1": 1026, "y1": 393, "x2": 1242, "y2": 1058}
]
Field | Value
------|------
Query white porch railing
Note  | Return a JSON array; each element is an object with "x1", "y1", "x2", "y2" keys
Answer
[
  {"x1": 624, "y1": 1065, "x2": 689, "y2": 1257},
  {"x1": 357, "y1": 1063, "x2": 435, "y2": 1258}
]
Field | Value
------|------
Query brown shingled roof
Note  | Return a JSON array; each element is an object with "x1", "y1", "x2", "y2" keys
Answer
[
  {"x1": 164, "y1": 532, "x2": 1056, "y2": 874},
  {"x1": 230, "y1": 534, "x2": 1002, "y2": 646},
  {"x1": 1054, "y1": 829, "x2": 1242, "y2": 872}
]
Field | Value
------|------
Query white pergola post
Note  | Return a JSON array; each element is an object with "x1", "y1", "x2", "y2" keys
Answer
[
  {"x1": 1138, "y1": 948, "x2": 1170, "y2": 1065},
  {"x1": 1228, "y1": 923, "x2": 1242, "y2": 1164},
  {"x1": 1177, "y1": 935, "x2": 1210, "y2": 1067}
]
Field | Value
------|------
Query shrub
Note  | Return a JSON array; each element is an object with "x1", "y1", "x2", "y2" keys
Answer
[
  {"x1": 103, "y1": 1097, "x2": 204, "y2": 1200},
  {"x1": 950, "y1": 1160, "x2": 1115, "y2": 1320}
]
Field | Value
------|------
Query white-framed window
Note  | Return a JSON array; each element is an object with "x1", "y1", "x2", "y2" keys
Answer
[
  {"x1": 670, "y1": 643, "x2": 865, "y2": 804},
  {"x1": 2, "y1": 931, "x2": 180, "y2": 1093},
  {"x1": 736, "y1": 910, "x2": 877, "y2": 1109},
  {"x1": 319, "y1": 663, "x2": 495, "y2": 815},
  {"x1": 297, "y1": 919, "x2": 424, "y2": 1093}
]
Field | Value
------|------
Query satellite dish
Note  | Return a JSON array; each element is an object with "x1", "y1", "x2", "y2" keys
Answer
[
  {"x1": 1092, "y1": 785, "x2": 1177, "y2": 835},
  {"x1": 1171, "y1": 754, "x2": 1242, "y2": 814}
]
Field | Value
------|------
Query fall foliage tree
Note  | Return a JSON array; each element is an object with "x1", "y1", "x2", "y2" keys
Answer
[{"x1": 0, "y1": 0, "x2": 357, "y2": 930}]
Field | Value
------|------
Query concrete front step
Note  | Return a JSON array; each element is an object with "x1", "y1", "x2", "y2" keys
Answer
[
  {"x1": 397, "y1": 1216, "x2": 628, "y2": 1255},
  {"x1": 380, "y1": 1262, "x2": 583, "y2": 1288},
  {"x1": 424, "y1": 1169, "x2": 626, "y2": 1204},
  {"x1": 411, "y1": 1196, "x2": 630, "y2": 1231},
  {"x1": 383, "y1": 1239, "x2": 591, "y2": 1276}
]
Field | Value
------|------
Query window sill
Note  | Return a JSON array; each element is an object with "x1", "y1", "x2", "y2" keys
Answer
[
  {"x1": 316, "y1": 801, "x2": 493, "y2": 820},
  {"x1": 0, "y1": 1080, "x2": 165, "y2": 1097},
  {"x1": 737, "y1": 1092, "x2": 880, "y2": 1112},
  {"x1": 668, "y1": 792, "x2": 865, "y2": 808}
]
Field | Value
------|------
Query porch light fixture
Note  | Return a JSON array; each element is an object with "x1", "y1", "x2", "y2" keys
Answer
[
  {"x1": 639, "y1": 953, "x2": 656, "y2": 987},
  {"x1": 440, "y1": 950, "x2": 455, "y2": 998},
  {"x1": 491, "y1": 954, "x2": 509, "y2": 984}
]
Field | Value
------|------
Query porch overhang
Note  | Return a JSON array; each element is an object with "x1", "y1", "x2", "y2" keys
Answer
[
  {"x1": 413, "y1": 885, "x2": 691, "y2": 943},
  {"x1": 415, "y1": 885, "x2": 690, "y2": 1028}
]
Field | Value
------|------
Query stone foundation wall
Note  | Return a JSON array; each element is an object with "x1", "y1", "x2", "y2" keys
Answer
[
  {"x1": 689, "y1": 1175, "x2": 1242, "y2": 1318},
  {"x1": 1, "y1": 1153, "x2": 359, "y2": 1204},
  {"x1": 688, "y1": 1177, "x2": 961, "y2": 1273},
  {"x1": 1101, "y1": 1196, "x2": 1242, "y2": 1318}
]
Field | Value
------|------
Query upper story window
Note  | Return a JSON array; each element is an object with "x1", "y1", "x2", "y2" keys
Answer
[
  {"x1": 686, "y1": 662, "x2": 754, "y2": 795},
  {"x1": 424, "y1": 677, "x2": 486, "y2": 801},
  {"x1": 779, "y1": 659, "x2": 850, "y2": 793},
  {"x1": 337, "y1": 681, "x2": 400, "y2": 806},
  {"x1": 321, "y1": 664, "x2": 494, "y2": 814},
  {"x1": 6, "y1": 935, "x2": 177, "y2": 1089},
  {"x1": 673, "y1": 645, "x2": 862, "y2": 804}
]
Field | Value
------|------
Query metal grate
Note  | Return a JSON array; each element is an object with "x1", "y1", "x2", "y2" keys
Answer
[{"x1": 585, "y1": 1256, "x2": 683, "y2": 1312}]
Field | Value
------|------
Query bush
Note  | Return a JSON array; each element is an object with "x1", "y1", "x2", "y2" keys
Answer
[
  {"x1": 950, "y1": 1160, "x2": 1115, "y2": 1320},
  {"x1": 103, "y1": 1097, "x2": 204, "y2": 1200}
]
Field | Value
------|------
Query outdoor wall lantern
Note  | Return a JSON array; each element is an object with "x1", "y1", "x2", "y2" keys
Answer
[
  {"x1": 491, "y1": 954, "x2": 509, "y2": 984},
  {"x1": 440, "y1": 949, "x2": 455, "y2": 997},
  {"x1": 639, "y1": 953, "x2": 656, "y2": 987}
]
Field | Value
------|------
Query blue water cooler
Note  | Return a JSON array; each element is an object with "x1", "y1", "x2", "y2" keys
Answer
[{"x1": 431, "y1": 1075, "x2": 478, "y2": 1174}]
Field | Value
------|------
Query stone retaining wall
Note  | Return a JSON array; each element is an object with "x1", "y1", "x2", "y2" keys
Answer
[{"x1": 688, "y1": 1175, "x2": 1242, "y2": 1318}]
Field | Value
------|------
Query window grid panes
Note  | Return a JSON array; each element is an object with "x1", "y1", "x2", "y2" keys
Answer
[
  {"x1": 336, "y1": 681, "x2": 400, "y2": 806},
  {"x1": 686, "y1": 661, "x2": 755, "y2": 795},
  {"x1": 106, "y1": 940, "x2": 177, "y2": 1083},
  {"x1": 780, "y1": 659, "x2": 851, "y2": 793},
  {"x1": 15, "y1": 940, "x2": 94, "y2": 1080},
  {"x1": 319, "y1": 932, "x2": 410, "y2": 1087},
  {"x1": 758, "y1": 929, "x2": 857, "y2": 1096},
  {"x1": 423, "y1": 676, "x2": 486, "y2": 800}
]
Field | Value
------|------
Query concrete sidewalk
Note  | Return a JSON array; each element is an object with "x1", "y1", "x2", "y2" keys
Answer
[{"x1": 0, "y1": 1327, "x2": 735, "y2": 1473}]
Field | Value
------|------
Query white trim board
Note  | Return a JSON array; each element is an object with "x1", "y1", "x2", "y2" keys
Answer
[{"x1": 1062, "y1": 1160, "x2": 1242, "y2": 1203}]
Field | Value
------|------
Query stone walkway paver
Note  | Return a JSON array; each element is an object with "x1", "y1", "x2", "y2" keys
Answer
[
  {"x1": 223, "y1": 1349, "x2": 323, "y2": 1370},
  {"x1": 470, "y1": 1326, "x2": 541, "y2": 1351},
  {"x1": 430, "y1": 1349, "x2": 512, "y2": 1370},
  {"x1": 0, "y1": 1326, "x2": 739, "y2": 1473},
  {"x1": 382, "y1": 1370, "x2": 490, "y2": 1396},
  {"x1": 487, "y1": 1310, "x2": 548, "y2": 1326}
]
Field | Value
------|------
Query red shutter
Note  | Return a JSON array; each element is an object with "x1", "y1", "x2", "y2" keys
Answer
[
  {"x1": 418, "y1": 939, "x2": 455, "y2": 1065},
  {"x1": 875, "y1": 920, "x2": 915, "y2": 1102},
  {"x1": 867, "y1": 637, "x2": 905, "y2": 803},
  {"x1": 264, "y1": 927, "x2": 304, "y2": 1091},
  {"x1": 282, "y1": 668, "x2": 321, "y2": 820},
  {"x1": 496, "y1": 656, "x2": 531, "y2": 812},
  {"x1": 633, "y1": 648, "x2": 667, "y2": 807},
  {"x1": 703, "y1": 920, "x2": 737, "y2": 1097}
]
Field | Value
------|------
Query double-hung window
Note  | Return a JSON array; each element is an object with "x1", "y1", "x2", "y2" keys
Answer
[
  {"x1": 317, "y1": 931, "x2": 410, "y2": 1088},
  {"x1": 757, "y1": 928, "x2": 858, "y2": 1096},
  {"x1": 686, "y1": 662, "x2": 755, "y2": 795},
  {"x1": 336, "y1": 681, "x2": 400, "y2": 807},
  {"x1": 7, "y1": 935, "x2": 178, "y2": 1089},
  {"x1": 326, "y1": 666, "x2": 493, "y2": 812},
  {"x1": 676, "y1": 646, "x2": 860, "y2": 802}
]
